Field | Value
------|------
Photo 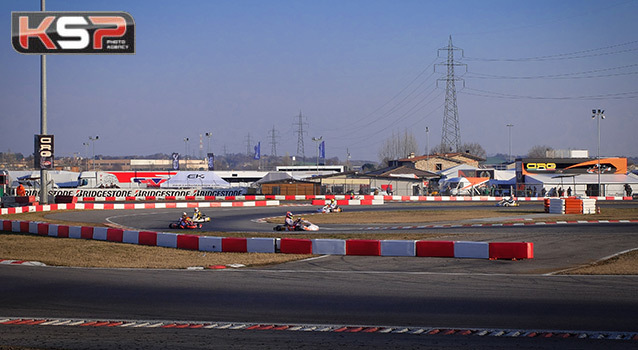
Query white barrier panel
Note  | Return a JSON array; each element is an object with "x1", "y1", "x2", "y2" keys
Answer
[
  {"x1": 92, "y1": 227, "x2": 108, "y2": 241},
  {"x1": 247, "y1": 238, "x2": 276, "y2": 253},
  {"x1": 199, "y1": 236, "x2": 222, "y2": 252},
  {"x1": 123, "y1": 230, "x2": 139, "y2": 244},
  {"x1": 312, "y1": 239, "x2": 346, "y2": 255},
  {"x1": 11, "y1": 221, "x2": 20, "y2": 233},
  {"x1": 68, "y1": 226, "x2": 82, "y2": 239},
  {"x1": 454, "y1": 241, "x2": 489, "y2": 259},
  {"x1": 48, "y1": 224, "x2": 59, "y2": 237},
  {"x1": 381, "y1": 240, "x2": 416, "y2": 257},
  {"x1": 156, "y1": 232, "x2": 178, "y2": 248},
  {"x1": 27, "y1": 222, "x2": 37, "y2": 234}
]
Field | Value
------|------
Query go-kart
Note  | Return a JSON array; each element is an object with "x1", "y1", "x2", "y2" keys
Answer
[
  {"x1": 273, "y1": 218, "x2": 319, "y2": 231},
  {"x1": 496, "y1": 197, "x2": 519, "y2": 207},
  {"x1": 192, "y1": 215, "x2": 211, "y2": 224},
  {"x1": 317, "y1": 206, "x2": 342, "y2": 213},
  {"x1": 169, "y1": 220, "x2": 202, "y2": 229}
]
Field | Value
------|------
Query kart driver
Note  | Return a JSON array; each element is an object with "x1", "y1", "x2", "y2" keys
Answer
[
  {"x1": 324, "y1": 198, "x2": 337, "y2": 211},
  {"x1": 193, "y1": 207, "x2": 203, "y2": 221},
  {"x1": 179, "y1": 212, "x2": 193, "y2": 227},
  {"x1": 284, "y1": 211, "x2": 295, "y2": 229}
]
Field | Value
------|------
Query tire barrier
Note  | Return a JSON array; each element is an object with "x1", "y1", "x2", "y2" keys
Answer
[{"x1": 1, "y1": 218, "x2": 534, "y2": 260}]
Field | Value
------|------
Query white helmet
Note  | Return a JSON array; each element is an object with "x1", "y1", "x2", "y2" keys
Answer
[{"x1": 194, "y1": 208, "x2": 200, "y2": 213}]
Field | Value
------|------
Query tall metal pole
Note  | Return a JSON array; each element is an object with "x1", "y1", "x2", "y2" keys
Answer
[
  {"x1": 312, "y1": 136, "x2": 322, "y2": 175},
  {"x1": 592, "y1": 109, "x2": 605, "y2": 196},
  {"x1": 39, "y1": 0, "x2": 48, "y2": 204},
  {"x1": 506, "y1": 124, "x2": 514, "y2": 163}
]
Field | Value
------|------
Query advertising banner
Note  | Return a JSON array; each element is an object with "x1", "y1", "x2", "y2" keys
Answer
[
  {"x1": 34, "y1": 134, "x2": 54, "y2": 170},
  {"x1": 12, "y1": 11, "x2": 135, "y2": 55}
]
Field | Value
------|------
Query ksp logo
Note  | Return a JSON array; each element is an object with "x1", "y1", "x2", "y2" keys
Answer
[{"x1": 11, "y1": 12, "x2": 135, "y2": 54}]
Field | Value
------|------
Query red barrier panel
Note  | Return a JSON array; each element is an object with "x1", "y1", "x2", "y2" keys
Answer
[
  {"x1": 346, "y1": 240, "x2": 381, "y2": 256},
  {"x1": 2, "y1": 220, "x2": 11, "y2": 231},
  {"x1": 19, "y1": 221, "x2": 29, "y2": 233},
  {"x1": 222, "y1": 237, "x2": 247, "y2": 252},
  {"x1": 280, "y1": 238, "x2": 313, "y2": 254},
  {"x1": 57, "y1": 225, "x2": 69, "y2": 238},
  {"x1": 106, "y1": 228, "x2": 124, "y2": 243},
  {"x1": 177, "y1": 234, "x2": 200, "y2": 251},
  {"x1": 81, "y1": 226, "x2": 94, "y2": 239},
  {"x1": 138, "y1": 231, "x2": 157, "y2": 246},
  {"x1": 489, "y1": 242, "x2": 534, "y2": 260},
  {"x1": 310, "y1": 200, "x2": 324, "y2": 206},
  {"x1": 37, "y1": 223, "x2": 49, "y2": 236},
  {"x1": 416, "y1": 241, "x2": 455, "y2": 257}
]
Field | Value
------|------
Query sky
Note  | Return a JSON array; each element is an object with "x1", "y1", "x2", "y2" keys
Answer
[{"x1": 1, "y1": 0, "x2": 637, "y2": 163}]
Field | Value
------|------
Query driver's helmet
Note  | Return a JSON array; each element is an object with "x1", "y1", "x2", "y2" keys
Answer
[
  {"x1": 182, "y1": 212, "x2": 187, "y2": 217},
  {"x1": 194, "y1": 208, "x2": 199, "y2": 213},
  {"x1": 330, "y1": 198, "x2": 335, "y2": 203},
  {"x1": 286, "y1": 211, "x2": 293, "y2": 218}
]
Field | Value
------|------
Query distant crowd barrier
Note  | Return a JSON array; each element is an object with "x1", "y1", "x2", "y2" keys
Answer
[
  {"x1": 5, "y1": 194, "x2": 628, "y2": 204},
  {"x1": 0, "y1": 218, "x2": 534, "y2": 260},
  {"x1": 0, "y1": 200, "x2": 280, "y2": 215}
]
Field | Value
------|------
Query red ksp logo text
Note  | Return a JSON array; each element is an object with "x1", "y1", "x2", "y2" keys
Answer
[{"x1": 11, "y1": 12, "x2": 135, "y2": 54}]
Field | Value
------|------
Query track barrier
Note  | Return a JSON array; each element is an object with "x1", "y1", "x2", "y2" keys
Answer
[{"x1": 1, "y1": 218, "x2": 533, "y2": 260}]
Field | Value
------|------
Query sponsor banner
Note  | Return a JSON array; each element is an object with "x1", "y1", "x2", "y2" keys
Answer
[
  {"x1": 12, "y1": 11, "x2": 135, "y2": 55},
  {"x1": 23, "y1": 187, "x2": 247, "y2": 198},
  {"x1": 34, "y1": 134, "x2": 54, "y2": 170}
]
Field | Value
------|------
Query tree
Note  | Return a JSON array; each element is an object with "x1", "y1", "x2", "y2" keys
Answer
[
  {"x1": 430, "y1": 142, "x2": 486, "y2": 158},
  {"x1": 378, "y1": 129, "x2": 419, "y2": 165},
  {"x1": 459, "y1": 142, "x2": 486, "y2": 158},
  {"x1": 527, "y1": 145, "x2": 553, "y2": 158}
]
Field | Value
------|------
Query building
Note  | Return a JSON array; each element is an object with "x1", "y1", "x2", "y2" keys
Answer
[{"x1": 390, "y1": 152, "x2": 484, "y2": 173}]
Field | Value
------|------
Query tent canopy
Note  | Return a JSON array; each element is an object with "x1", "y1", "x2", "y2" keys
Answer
[{"x1": 160, "y1": 171, "x2": 230, "y2": 188}]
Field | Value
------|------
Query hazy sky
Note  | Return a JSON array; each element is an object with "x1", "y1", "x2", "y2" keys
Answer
[{"x1": 2, "y1": 0, "x2": 637, "y2": 162}]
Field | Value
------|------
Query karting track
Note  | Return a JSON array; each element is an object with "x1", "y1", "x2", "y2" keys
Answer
[{"x1": 1, "y1": 201, "x2": 637, "y2": 349}]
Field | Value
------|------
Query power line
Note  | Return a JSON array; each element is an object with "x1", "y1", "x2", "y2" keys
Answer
[
  {"x1": 464, "y1": 40, "x2": 638, "y2": 62},
  {"x1": 461, "y1": 87, "x2": 638, "y2": 100},
  {"x1": 466, "y1": 63, "x2": 638, "y2": 80}
]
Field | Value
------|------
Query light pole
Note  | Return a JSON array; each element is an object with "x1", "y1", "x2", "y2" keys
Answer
[
  {"x1": 506, "y1": 124, "x2": 514, "y2": 163},
  {"x1": 88, "y1": 136, "x2": 99, "y2": 171},
  {"x1": 425, "y1": 126, "x2": 429, "y2": 158},
  {"x1": 205, "y1": 132, "x2": 212, "y2": 155},
  {"x1": 82, "y1": 142, "x2": 89, "y2": 171},
  {"x1": 592, "y1": 109, "x2": 605, "y2": 196},
  {"x1": 183, "y1": 137, "x2": 189, "y2": 169},
  {"x1": 312, "y1": 136, "x2": 322, "y2": 175}
]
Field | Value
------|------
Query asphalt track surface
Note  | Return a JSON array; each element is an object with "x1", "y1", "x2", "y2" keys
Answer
[{"x1": 2, "y1": 201, "x2": 637, "y2": 349}]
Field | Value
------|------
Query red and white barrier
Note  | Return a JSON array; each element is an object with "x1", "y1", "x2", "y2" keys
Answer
[
  {"x1": 0, "y1": 218, "x2": 534, "y2": 260},
  {"x1": 312, "y1": 239, "x2": 346, "y2": 255},
  {"x1": 42, "y1": 194, "x2": 634, "y2": 203},
  {"x1": 380, "y1": 240, "x2": 416, "y2": 257}
]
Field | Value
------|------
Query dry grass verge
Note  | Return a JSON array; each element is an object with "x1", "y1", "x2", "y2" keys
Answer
[{"x1": 0, "y1": 233, "x2": 309, "y2": 269}]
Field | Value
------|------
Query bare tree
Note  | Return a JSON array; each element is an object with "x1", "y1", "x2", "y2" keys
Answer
[
  {"x1": 430, "y1": 142, "x2": 486, "y2": 158},
  {"x1": 378, "y1": 129, "x2": 419, "y2": 164},
  {"x1": 527, "y1": 145, "x2": 553, "y2": 158},
  {"x1": 459, "y1": 142, "x2": 486, "y2": 158}
]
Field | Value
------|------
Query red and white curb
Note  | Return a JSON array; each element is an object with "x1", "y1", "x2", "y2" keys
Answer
[
  {"x1": 362, "y1": 218, "x2": 638, "y2": 231},
  {"x1": 0, "y1": 259, "x2": 46, "y2": 266},
  {"x1": 1, "y1": 317, "x2": 636, "y2": 341},
  {"x1": 363, "y1": 219, "x2": 638, "y2": 230}
]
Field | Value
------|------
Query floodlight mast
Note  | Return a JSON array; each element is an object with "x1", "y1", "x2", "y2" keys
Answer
[{"x1": 592, "y1": 109, "x2": 605, "y2": 196}]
